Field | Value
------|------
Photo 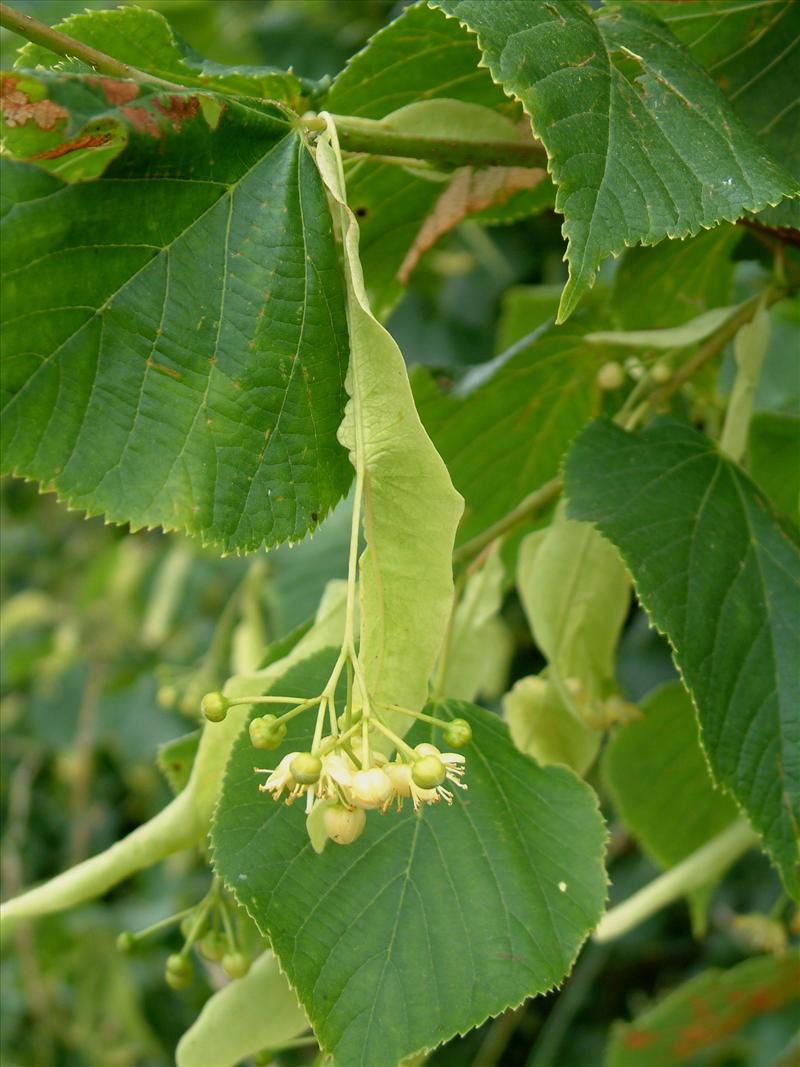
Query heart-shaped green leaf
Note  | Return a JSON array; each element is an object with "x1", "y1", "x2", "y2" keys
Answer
[
  {"x1": 565, "y1": 417, "x2": 800, "y2": 897},
  {"x1": 1, "y1": 73, "x2": 351, "y2": 551},
  {"x1": 212, "y1": 650, "x2": 607, "y2": 1067}
]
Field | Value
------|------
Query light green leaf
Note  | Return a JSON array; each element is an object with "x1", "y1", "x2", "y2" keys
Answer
[
  {"x1": 175, "y1": 951, "x2": 309, "y2": 1067},
  {"x1": 315, "y1": 120, "x2": 464, "y2": 720},
  {"x1": 441, "y1": 544, "x2": 512, "y2": 702},
  {"x1": 643, "y1": 0, "x2": 800, "y2": 229},
  {"x1": 412, "y1": 328, "x2": 604, "y2": 545},
  {"x1": 720, "y1": 302, "x2": 771, "y2": 461},
  {"x1": 602, "y1": 683, "x2": 739, "y2": 934},
  {"x1": 586, "y1": 305, "x2": 740, "y2": 349},
  {"x1": 15, "y1": 6, "x2": 306, "y2": 105},
  {"x1": 747, "y1": 412, "x2": 800, "y2": 522},
  {"x1": 212, "y1": 649, "x2": 608, "y2": 1067},
  {"x1": 605, "y1": 953, "x2": 800, "y2": 1067},
  {"x1": 429, "y1": 0, "x2": 799, "y2": 321},
  {"x1": 565, "y1": 417, "x2": 800, "y2": 897},
  {"x1": 504, "y1": 674, "x2": 600, "y2": 777},
  {"x1": 376, "y1": 98, "x2": 522, "y2": 143},
  {"x1": 1, "y1": 74, "x2": 351, "y2": 552},
  {"x1": 517, "y1": 502, "x2": 630, "y2": 709}
]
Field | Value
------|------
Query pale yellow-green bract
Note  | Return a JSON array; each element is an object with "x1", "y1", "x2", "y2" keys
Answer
[
  {"x1": 315, "y1": 122, "x2": 464, "y2": 723},
  {"x1": 176, "y1": 951, "x2": 308, "y2": 1067},
  {"x1": 517, "y1": 503, "x2": 629, "y2": 698}
]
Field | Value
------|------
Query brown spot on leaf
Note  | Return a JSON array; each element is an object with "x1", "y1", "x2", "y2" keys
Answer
[
  {"x1": 397, "y1": 164, "x2": 545, "y2": 284},
  {"x1": 0, "y1": 74, "x2": 68, "y2": 131},
  {"x1": 101, "y1": 79, "x2": 140, "y2": 106},
  {"x1": 146, "y1": 358, "x2": 182, "y2": 381},
  {"x1": 30, "y1": 132, "x2": 114, "y2": 160},
  {"x1": 121, "y1": 105, "x2": 161, "y2": 138},
  {"x1": 623, "y1": 1029, "x2": 655, "y2": 1051},
  {"x1": 153, "y1": 95, "x2": 200, "y2": 131}
]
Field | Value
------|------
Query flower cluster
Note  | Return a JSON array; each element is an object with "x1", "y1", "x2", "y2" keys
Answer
[
  {"x1": 257, "y1": 731, "x2": 469, "y2": 847},
  {"x1": 200, "y1": 688, "x2": 472, "y2": 850}
]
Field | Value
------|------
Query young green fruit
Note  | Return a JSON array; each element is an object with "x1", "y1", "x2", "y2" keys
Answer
[
  {"x1": 412, "y1": 754, "x2": 446, "y2": 790},
  {"x1": 442, "y1": 717, "x2": 471, "y2": 748},
  {"x1": 165, "y1": 953, "x2": 193, "y2": 990},
  {"x1": 249, "y1": 714, "x2": 286, "y2": 750},
  {"x1": 201, "y1": 691, "x2": 229, "y2": 722},
  {"x1": 290, "y1": 752, "x2": 322, "y2": 785},
  {"x1": 222, "y1": 951, "x2": 251, "y2": 979}
]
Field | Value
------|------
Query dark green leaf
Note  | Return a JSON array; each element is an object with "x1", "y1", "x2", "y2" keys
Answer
[
  {"x1": 643, "y1": 0, "x2": 800, "y2": 229},
  {"x1": 602, "y1": 682, "x2": 739, "y2": 933},
  {"x1": 1, "y1": 74, "x2": 351, "y2": 552},
  {"x1": 747, "y1": 412, "x2": 800, "y2": 522},
  {"x1": 565, "y1": 417, "x2": 800, "y2": 896},
  {"x1": 429, "y1": 0, "x2": 799, "y2": 320},
  {"x1": 212, "y1": 650, "x2": 607, "y2": 1067},
  {"x1": 412, "y1": 328, "x2": 603, "y2": 545},
  {"x1": 610, "y1": 226, "x2": 741, "y2": 330}
]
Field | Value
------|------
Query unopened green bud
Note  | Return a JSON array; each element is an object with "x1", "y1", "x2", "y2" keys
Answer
[
  {"x1": 442, "y1": 718, "x2": 471, "y2": 748},
  {"x1": 200, "y1": 930, "x2": 227, "y2": 962},
  {"x1": 201, "y1": 691, "x2": 229, "y2": 722},
  {"x1": 650, "y1": 360, "x2": 671, "y2": 384},
  {"x1": 116, "y1": 931, "x2": 135, "y2": 953},
  {"x1": 165, "y1": 953, "x2": 193, "y2": 990},
  {"x1": 597, "y1": 361, "x2": 625, "y2": 390},
  {"x1": 337, "y1": 705, "x2": 363, "y2": 730},
  {"x1": 222, "y1": 951, "x2": 251, "y2": 979},
  {"x1": 323, "y1": 803, "x2": 366, "y2": 845},
  {"x1": 290, "y1": 752, "x2": 322, "y2": 785},
  {"x1": 157, "y1": 685, "x2": 178, "y2": 710},
  {"x1": 249, "y1": 714, "x2": 286, "y2": 750},
  {"x1": 412, "y1": 755, "x2": 446, "y2": 790}
]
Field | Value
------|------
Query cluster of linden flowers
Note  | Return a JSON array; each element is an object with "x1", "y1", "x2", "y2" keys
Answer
[{"x1": 201, "y1": 691, "x2": 471, "y2": 847}]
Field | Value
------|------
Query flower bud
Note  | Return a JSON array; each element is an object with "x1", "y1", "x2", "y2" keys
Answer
[
  {"x1": 442, "y1": 718, "x2": 471, "y2": 748},
  {"x1": 201, "y1": 691, "x2": 229, "y2": 722},
  {"x1": 222, "y1": 951, "x2": 251, "y2": 979},
  {"x1": 384, "y1": 762, "x2": 413, "y2": 798},
  {"x1": 157, "y1": 685, "x2": 178, "y2": 710},
  {"x1": 323, "y1": 803, "x2": 367, "y2": 845},
  {"x1": 249, "y1": 714, "x2": 286, "y2": 750},
  {"x1": 289, "y1": 752, "x2": 322, "y2": 785},
  {"x1": 413, "y1": 754, "x2": 446, "y2": 789},
  {"x1": 351, "y1": 767, "x2": 393, "y2": 809},
  {"x1": 651, "y1": 360, "x2": 671, "y2": 384},
  {"x1": 165, "y1": 953, "x2": 193, "y2": 990},
  {"x1": 200, "y1": 930, "x2": 227, "y2": 962},
  {"x1": 597, "y1": 361, "x2": 625, "y2": 390},
  {"x1": 337, "y1": 705, "x2": 363, "y2": 730},
  {"x1": 116, "y1": 931, "x2": 135, "y2": 953}
]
